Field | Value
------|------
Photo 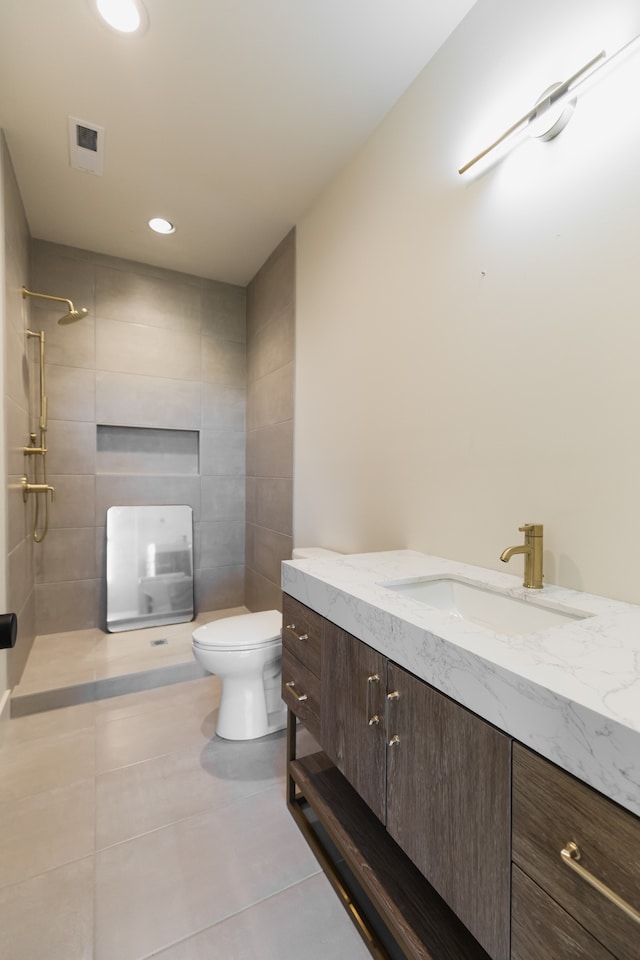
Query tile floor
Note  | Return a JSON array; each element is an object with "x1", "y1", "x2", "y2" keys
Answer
[{"x1": 0, "y1": 622, "x2": 372, "y2": 959}]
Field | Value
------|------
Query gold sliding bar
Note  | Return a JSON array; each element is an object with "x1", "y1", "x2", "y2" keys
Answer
[{"x1": 561, "y1": 842, "x2": 640, "y2": 926}]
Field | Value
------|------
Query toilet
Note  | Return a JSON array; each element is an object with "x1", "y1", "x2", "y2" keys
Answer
[{"x1": 192, "y1": 547, "x2": 341, "y2": 740}]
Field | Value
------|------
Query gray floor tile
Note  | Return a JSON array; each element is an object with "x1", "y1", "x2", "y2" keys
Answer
[
  {"x1": 94, "y1": 785, "x2": 321, "y2": 960},
  {"x1": 96, "y1": 728, "x2": 288, "y2": 848},
  {"x1": 0, "y1": 857, "x2": 94, "y2": 960},
  {"x1": 152, "y1": 873, "x2": 372, "y2": 960}
]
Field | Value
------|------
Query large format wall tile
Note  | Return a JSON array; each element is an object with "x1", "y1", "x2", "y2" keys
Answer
[
  {"x1": 35, "y1": 527, "x2": 98, "y2": 583},
  {"x1": 246, "y1": 362, "x2": 294, "y2": 431},
  {"x1": 244, "y1": 231, "x2": 295, "y2": 611},
  {"x1": 199, "y1": 429, "x2": 245, "y2": 476},
  {"x1": 35, "y1": 579, "x2": 101, "y2": 634},
  {"x1": 47, "y1": 476, "x2": 95, "y2": 529},
  {"x1": 201, "y1": 382, "x2": 245, "y2": 431},
  {"x1": 95, "y1": 265, "x2": 202, "y2": 333},
  {"x1": 202, "y1": 282, "x2": 246, "y2": 342},
  {"x1": 195, "y1": 520, "x2": 245, "y2": 568},
  {"x1": 194, "y1": 565, "x2": 244, "y2": 611},
  {"x1": 200, "y1": 336, "x2": 245, "y2": 387},
  {"x1": 200, "y1": 476, "x2": 245, "y2": 523},
  {"x1": 46, "y1": 364, "x2": 96, "y2": 423},
  {"x1": 45, "y1": 420, "x2": 96, "y2": 475},
  {"x1": 246, "y1": 421, "x2": 293, "y2": 480},
  {"x1": 95, "y1": 475, "x2": 201, "y2": 524},
  {"x1": 96, "y1": 371, "x2": 201, "y2": 430},
  {"x1": 96, "y1": 317, "x2": 201, "y2": 381}
]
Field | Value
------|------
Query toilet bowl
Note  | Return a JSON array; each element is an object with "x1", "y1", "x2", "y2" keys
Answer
[
  {"x1": 193, "y1": 611, "x2": 284, "y2": 740},
  {"x1": 192, "y1": 547, "x2": 341, "y2": 741}
]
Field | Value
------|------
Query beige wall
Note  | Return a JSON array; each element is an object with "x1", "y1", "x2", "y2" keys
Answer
[
  {"x1": 29, "y1": 241, "x2": 247, "y2": 634},
  {"x1": 245, "y1": 230, "x2": 295, "y2": 611},
  {"x1": 1, "y1": 132, "x2": 36, "y2": 694},
  {"x1": 295, "y1": 0, "x2": 640, "y2": 604}
]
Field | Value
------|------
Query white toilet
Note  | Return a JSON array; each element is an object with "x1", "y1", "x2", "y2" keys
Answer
[{"x1": 192, "y1": 547, "x2": 341, "y2": 740}]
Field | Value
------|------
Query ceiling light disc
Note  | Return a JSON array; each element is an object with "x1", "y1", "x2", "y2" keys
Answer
[
  {"x1": 148, "y1": 218, "x2": 176, "y2": 235},
  {"x1": 92, "y1": 0, "x2": 149, "y2": 35}
]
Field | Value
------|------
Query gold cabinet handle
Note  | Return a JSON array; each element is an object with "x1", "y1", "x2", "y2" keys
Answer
[
  {"x1": 388, "y1": 734, "x2": 400, "y2": 747},
  {"x1": 285, "y1": 680, "x2": 308, "y2": 702},
  {"x1": 366, "y1": 673, "x2": 380, "y2": 729},
  {"x1": 285, "y1": 623, "x2": 308, "y2": 642},
  {"x1": 560, "y1": 842, "x2": 640, "y2": 926},
  {"x1": 386, "y1": 690, "x2": 400, "y2": 701}
]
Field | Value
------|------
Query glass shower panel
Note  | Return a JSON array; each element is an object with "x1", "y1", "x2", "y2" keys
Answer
[{"x1": 106, "y1": 504, "x2": 194, "y2": 632}]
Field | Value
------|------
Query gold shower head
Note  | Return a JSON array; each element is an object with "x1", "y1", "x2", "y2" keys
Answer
[{"x1": 22, "y1": 287, "x2": 89, "y2": 325}]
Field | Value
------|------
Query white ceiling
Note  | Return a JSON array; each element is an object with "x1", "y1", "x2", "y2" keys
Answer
[{"x1": 0, "y1": 0, "x2": 476, "y2": 285}]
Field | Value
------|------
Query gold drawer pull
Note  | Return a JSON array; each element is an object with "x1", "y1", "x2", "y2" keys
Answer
[
  {"x1": 388, "y1": 734, "x2": 400, "y2": 747},
  {"x1": 285, "y1": 623, "x2": 309, "y2": 642},
  {"x1": 285, "y1": 680, "x2": 308, "y2": 702},
  {"x1": 561, "y1": 842, "x2": 640, "y2": 926}
]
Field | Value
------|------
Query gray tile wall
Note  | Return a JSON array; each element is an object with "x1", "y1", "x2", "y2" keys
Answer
[
  {"x1": 2, "y1": 133, "x2": 36, "y2": 685},
  {"x1": 245, "y1": 230, "x2": 295, "y2": 612},
  {"x1": 29, "y1": 241, "x2": 247, "y2": 634}
]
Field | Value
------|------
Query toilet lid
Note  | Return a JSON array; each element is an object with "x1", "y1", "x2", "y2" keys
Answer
[{"x1": 192, "y1": 610, "x2": 282, "y2": 650}]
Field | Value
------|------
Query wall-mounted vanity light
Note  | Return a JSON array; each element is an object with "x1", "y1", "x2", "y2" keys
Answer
[{"x1": 459, "y1": 31, "x2": 640, "y2": 175}]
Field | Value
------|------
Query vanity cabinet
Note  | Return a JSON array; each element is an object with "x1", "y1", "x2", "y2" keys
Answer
[
  {"x1": 512, "y1": 744, "x2": 640, "y2": 960},
  {"x1": 385, "y1": 663, "x2": 510, "y2": 960},
  {"x1": 281, "y1": 595, "x2": 323, "y2": 743},
  {"x1": 282, "y1": 578, "x2": 640, "y2": 960},
  {"x1": 320, "y1": 620, "x2": 387, "y2": 820},
  {"x1": 319, "y1": 617, "x2": 511, "y2": 960}
]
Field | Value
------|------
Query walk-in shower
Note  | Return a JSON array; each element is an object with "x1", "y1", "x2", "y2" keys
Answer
[{"x1": 21, "y1": 286, "x2": 90, "y2": 540}]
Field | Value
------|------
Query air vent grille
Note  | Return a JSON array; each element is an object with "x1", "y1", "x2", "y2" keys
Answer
[{"x1": 68, "y1": 116, "x2": 104, "y2": 174}]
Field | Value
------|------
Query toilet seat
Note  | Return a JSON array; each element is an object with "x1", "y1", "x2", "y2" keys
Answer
[{"x1": 192, "y1": 610, "x2": 281, "y2": 651}]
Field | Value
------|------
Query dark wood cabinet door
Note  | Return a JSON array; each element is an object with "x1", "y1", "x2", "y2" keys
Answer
[
  {"x1": 512, "y1": 866, "x2": 617, "y2": 960},
  {"x1": 385, "y1": 664, "x2": 511, "y2": 960},
  {"x1": 513, "y1": 744, "x2": 640, "y2": 960},
  {"x1": 321, "y1": 621, "x2": 387, "y2": 822}
]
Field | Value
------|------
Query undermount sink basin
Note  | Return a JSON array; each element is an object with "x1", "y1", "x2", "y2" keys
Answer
[{"x1": 382, "y1": 577, "x2": 592, "y2": 636}]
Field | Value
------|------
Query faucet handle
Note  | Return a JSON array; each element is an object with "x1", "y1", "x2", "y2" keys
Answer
[{"x1": 519, "y1": 523, "x2": 543, "y2": 536}]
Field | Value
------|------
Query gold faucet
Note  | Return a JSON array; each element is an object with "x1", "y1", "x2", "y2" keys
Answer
[{"x1": 500, "y1": 524, "x2": 543, "y2": 589}]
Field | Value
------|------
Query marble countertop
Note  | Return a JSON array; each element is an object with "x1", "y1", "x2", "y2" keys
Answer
[{"x1": 281, "y1": 550, "x2": 640, "y2": 818}]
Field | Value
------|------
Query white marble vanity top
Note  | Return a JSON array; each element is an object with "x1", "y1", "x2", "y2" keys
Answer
[{"x1": 281, "y1": 550, "x2": 640, "y2": 818}]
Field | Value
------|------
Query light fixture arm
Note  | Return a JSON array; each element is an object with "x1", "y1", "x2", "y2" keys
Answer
[{"x1": 459, "y1": 50, "x2": 606, "y2": 175}]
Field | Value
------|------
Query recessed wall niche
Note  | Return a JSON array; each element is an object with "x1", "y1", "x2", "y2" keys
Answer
[{"x1": 96, "y1": 425, "x2": 199, "y2": 475}]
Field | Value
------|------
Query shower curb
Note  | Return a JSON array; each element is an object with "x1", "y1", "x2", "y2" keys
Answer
[{"x1": 10, "y1": 660, "x2": 208, "y2": 717}]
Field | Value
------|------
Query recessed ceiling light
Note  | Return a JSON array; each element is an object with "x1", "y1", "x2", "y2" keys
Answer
[
  {"x1": 93, "y1": 0, "x2": 149, "y2": 35},
  {"x1": 148, "y1": 217, "x2": 176, "y2": 235}
]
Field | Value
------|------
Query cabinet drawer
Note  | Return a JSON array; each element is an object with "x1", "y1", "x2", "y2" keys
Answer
[
  {"x1": 512, "y1": 865, "x2": 616, "y2": 960},
  {"x1": 282, "y1": 646, "x2": 321, "y2": 742},
  {"x1": 282, "y1": 594, "x2": 322, "y2": 677},
  {"x1": 513, "y1": 744, "x2": 640, "y2": 960}
]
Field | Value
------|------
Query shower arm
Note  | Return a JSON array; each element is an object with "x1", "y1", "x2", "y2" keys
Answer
[{"x1": 22, "y1": 286, "x2": 75, "y2": 316}]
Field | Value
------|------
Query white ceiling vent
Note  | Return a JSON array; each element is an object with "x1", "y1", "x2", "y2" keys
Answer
[{"x1": 68, "y1": 116, "x2": 104, "y2": 175}]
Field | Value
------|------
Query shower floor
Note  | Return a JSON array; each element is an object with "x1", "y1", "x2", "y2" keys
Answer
[{"x1": 10, "y1": 606, "x2": 249, "y2": 717}]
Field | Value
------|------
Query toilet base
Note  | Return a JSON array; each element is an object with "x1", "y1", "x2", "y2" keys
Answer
[{"x1": 216, "y1": 674, "x2": 287, "y2": 741}]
